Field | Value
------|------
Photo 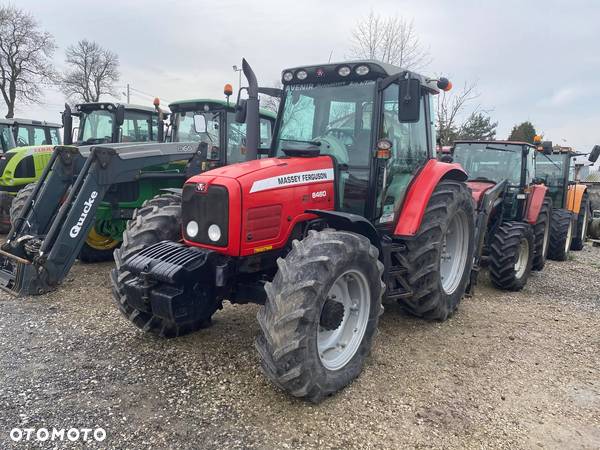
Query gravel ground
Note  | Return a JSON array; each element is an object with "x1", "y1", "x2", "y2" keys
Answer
[{"x1": 0, "y1": 245, "x2": 599, "y2": 449}]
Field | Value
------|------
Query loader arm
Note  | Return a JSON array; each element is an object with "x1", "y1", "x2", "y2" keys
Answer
[{"x1": 0, "y1": 141, "x2": 207, "y2": 296}]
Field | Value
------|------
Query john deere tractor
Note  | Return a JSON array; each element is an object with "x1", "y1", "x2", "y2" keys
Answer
[
  {"x1": 0, "y1": 119, "x2": 62, "y2": 232},
  {"x1": 112, "y1": 59, "x2": 476, "y2": 402},
  {"x1": 534, "y1": 141, "x2": 600, "y2": 260},
  {"x1": 452, "y1": 140, "x2": 552, "y2": 291},
  {"x1": 0, "y1": 89, "x2": 276, "y2": 295}
]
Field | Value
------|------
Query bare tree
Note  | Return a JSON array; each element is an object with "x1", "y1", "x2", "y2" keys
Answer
[
  {"x1": 59, "y1": 40, "x2": 120, "y2": 103},
  {"x1": 260, "y1": 80, "x2": 283, "y2": 113},
  {"x1": 348, "y1": 11, "x2": 431, "y2": 70},
  {"x1": 0, "y1": 5, "x2": 56, "y2": 118},
  {"x1": 436, "y1": 81, "x2": 480, "y2": 145}
]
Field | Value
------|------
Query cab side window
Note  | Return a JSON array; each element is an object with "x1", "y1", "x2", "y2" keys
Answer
[
  {"x1": 260, "y1": 118, "x2": 273, "y2": 148},
  {"x1": 377, "y1": 83, "x2": 428, "y2": 223},
  {"x1": 121, "y1": 112, "x2": 151, "y2": 142}
]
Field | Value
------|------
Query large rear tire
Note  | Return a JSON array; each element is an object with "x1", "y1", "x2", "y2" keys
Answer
[
  {"x1": 9, "y1": 182, "x2": 36, "y2": 225},
  {"x1": 548, "y1": 209, "x2": 574, "y2": 261},
  {"x1": 532, "y1": 197, "x2": 552, "y2": 271},
  {"x1": 398, "y1": 180, "x2": 475, "y2": 320},
  {"x1": 489, "y1": 222, "x2": 534, "y2": 291},
  {"x1": 111, "y1": 193, "x2": 220, "y2": 338},
  {"x1": 571, "y1": 191, "x2": 590, "y2": 251},
  {"x1": 256, "y1": 230, "x2": 384, "y2": 403}
]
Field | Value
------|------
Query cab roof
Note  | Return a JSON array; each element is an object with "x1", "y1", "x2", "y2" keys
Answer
[
  {"x1": 281, "y1": 59, "x2": 441, "y2": 93},
  {"x1": 0, "y1": 118, "x2": 61, "y2": 128},
  {"x1": 169, "y1": 98, "x2": 276, "y2": 119},
  {"x1": 74, "y1": 102, "x2": 157, "y2": 114},
  {"x1": 454, "y1": 140, "x2": 536, "y2": 149}
]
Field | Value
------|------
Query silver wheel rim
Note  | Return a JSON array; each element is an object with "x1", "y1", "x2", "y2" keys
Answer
[
  {"x1": 581, "y1": 207, "x2": 588, "y2": 241},
  {"x1": 565, "y1": 220, "x2": 573, "y2": 254},
  {"x1": 440, "y1": 210, "x2": 469, "y2": 295},
  {"x1": 318, "y1": 269, "x2": 370, "y2": 371},
  {"x1": 542, "y1": 219, "x2": 550, "y2": 259},
  {"x1": 515, "y1": 238, "x2": 529, "y2": 279}
]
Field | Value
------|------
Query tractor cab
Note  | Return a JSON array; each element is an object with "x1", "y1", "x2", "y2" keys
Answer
[
  {"x1": 0, "y1": 118, "x2": 61, "y2": 152},
  {"x1": 65, "y1": 102, "x2": 161, "y2": 146},
  {"x1": 452, "y1": 140, "x2": 537, "y2": 220},
  {"x1": 168, "y1": 98, "x2": 275, "y2": 170}
]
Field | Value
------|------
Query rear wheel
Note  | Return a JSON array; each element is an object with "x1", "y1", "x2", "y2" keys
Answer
[
  {"x1": 532, "y1": 198, "x2": 552, "y2": 271},
  {"x1": 256, "y1": 229, "x2": 384, "y2": 403},
  {"x1": 571, "y1": 191, "x2": 590, "y2": 251},
  {"x1": 489, "y1": 222, "x2": 534, "y2": 291},
  {"x1": 111, "y1": 193, "x2": 220, "y2": 338},
  {"x1": 79, "y1": 227, "x2": 121, "y2": 262},
  {"x1": 398, "y1": 180, "x2": 475, "y2": 320},
  {"x1": 9, "y1": 182, "x2": 36, "y2": 225},
  {"x1": 548, "y1": 209, "x2": 574, "y2": 261}
]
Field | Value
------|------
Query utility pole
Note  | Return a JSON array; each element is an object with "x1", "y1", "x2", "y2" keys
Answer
[
  {"x1": 126, "y1": 84, "x2": 130, "y2": 104},
  {"x1": 233, "y1": 65, "x2": 242, "y2": 91}
]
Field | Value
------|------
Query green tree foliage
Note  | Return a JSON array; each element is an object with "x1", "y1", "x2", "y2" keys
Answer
[
  {"x1": 458, "y1": 112, "x2": 497, "y2": 140},
  {"x1": 508, "y1": 121, "x2": 537, "y2": 143}
]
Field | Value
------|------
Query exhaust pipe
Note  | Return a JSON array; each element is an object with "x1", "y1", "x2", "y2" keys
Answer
[{"x1": 242, "y1": 58, "x2": 259, "y2": 161}]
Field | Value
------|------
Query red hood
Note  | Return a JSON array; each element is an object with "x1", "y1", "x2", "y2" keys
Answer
[{"x1": 467, "y1": 181, "x2": 496, "y2": 207}]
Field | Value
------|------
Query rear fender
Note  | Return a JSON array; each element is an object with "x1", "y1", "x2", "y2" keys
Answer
[
  {"x1": 566, "y1": 184, "x2": 587, "y2": 214},
  {"x1": 393, "y1": 159, "x2": 468, "y2": 237},
  {"x1": 306, "y1": 209, "x2": 382, "y2": 257},
  {"x1": 525, "y1": 184, "x2": 549, "y2": 224}
]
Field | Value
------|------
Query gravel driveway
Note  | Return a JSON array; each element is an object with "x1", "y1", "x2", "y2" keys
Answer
[{"x1": 0, "y1": 245, "x2": 599, "y2": 449}]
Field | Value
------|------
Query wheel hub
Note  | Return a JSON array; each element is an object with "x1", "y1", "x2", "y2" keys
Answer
[{"x1": 320, "y1": 297, "x2": 345, "y2": 331}]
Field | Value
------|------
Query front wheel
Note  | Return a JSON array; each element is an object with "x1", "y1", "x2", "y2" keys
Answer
[
  {"x1": 489, "y1": 222, "x2": 534, "y2": 291},
  {"x1": 571, "y1": 191, "x2": 590, "y2": 251},
  {"x1": 548, "y1": 209, "x2": 574, "y2": 261},
  {"x1": 398, "y1": 180, "x2": 475, "y2": 320},
  {"x1": 256, "y1": 229, "x2": 384, "y2": 403}
]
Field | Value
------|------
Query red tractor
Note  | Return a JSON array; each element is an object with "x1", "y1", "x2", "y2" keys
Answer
[
  {"x1": 451, "y1": 141, "x2": 552, "y2": 292},
  {"x1": 112, "y1": 59, "x2": 476, "y2": 402}
]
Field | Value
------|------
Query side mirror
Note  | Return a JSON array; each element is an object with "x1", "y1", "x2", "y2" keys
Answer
[
  {"x1": 541, "y1": 141, "x2": 553, "y2": 155},
  {"x1": 398, "y1": 78, "x2": 421, "y2": 123},
  {"x1": 235, "y1": 99, "x2": 248, "y2": 124},
  {"x1": 115, "y1": 105, "x2": 125, "y2": 126},
  {"x1": 62, "y1": 103, "x2": 73, "y2": 145},
  {"x1": 193, "y1": 114, "x2": 207, "y2": 133},
  {"x1": 589, "y1": 145, "x2": 600, "y2": 163}
]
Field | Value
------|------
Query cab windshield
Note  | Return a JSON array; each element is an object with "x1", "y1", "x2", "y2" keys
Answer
[
  {"x1": 0, "y1": 124, "x2": 15, "y2": 152},
  {"x1": 175, "y1": 111, "x2": 221, "y2": 144},
  {"x1": 275, "y1": 81, "x2": 376, "y2": 167},
  {"x1": 78, "y1": 110, "x2": 115, "y2": 144},
  {"x1": 453, "y1": 142, "x2": 523, "y2": 185}
]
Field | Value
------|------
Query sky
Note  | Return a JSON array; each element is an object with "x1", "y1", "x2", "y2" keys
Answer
[{"x1": 11, "y1": 0, "x2": 600, "y2": 158}]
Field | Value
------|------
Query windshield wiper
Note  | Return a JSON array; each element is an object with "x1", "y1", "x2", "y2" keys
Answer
[
  {"x1": 485, "y1": 146, "x2": 516, "y2": 153},
  {"x1": 280, "y1": 138, "x2": 321, "y2": 146}
]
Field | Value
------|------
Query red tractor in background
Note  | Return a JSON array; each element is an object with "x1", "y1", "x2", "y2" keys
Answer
[
  {"x1": 451, "y1": 140, "x2": 551, "y2": 291},
  {"x1": 112, "y1": 59, "x2": 476, "y2": 402}
]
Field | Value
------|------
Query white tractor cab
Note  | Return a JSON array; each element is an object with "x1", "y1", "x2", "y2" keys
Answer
[{"x1": 0, "y1": 118, "x2": 62, "y2": 153}]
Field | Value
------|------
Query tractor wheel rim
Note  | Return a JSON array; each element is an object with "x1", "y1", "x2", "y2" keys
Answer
[
  {"x1": 440, "y1": 210, "x2": 469, "y2": 295},
  {"x1": 86, "y1": 227, "x2": 120, "y2": 251},
  {"x1": 515, "y1": 237, "x2": 529, "y2": 279},
  {"x1": 542, "y1": 219, "x2": 550, "y2": 259},
  {"x1": 318, "y1": 269, "x2": 370, "y2": 371},
  {"x1": 565, "y1": 220, "x2": 573, "y2": 254},
  {"x1": 581, "y1": 208, "x2": 588, "y2": 241}
]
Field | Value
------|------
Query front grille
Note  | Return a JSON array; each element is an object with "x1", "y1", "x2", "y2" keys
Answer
[
  {"x1": 0, "y1": 152, "x2": 15, "y2": 175},
  {"x1": 182, "y1": 183, "x2": 229, "y2": 246}
]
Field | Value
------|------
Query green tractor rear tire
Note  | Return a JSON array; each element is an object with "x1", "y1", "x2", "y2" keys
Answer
[{"x1": 9, "y1": 182, "x2": 36, "y2": 226}]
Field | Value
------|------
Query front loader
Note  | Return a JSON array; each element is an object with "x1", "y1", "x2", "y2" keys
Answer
[
  {"x1": 535, "y1": 141, "x2": 599, "y2": 259},
  {"x1": 112, "y1": 59, "x2": 477, "y2": 402},
  {"x1": 451, "y1": 140, "x2": 551, "y2": 292}
]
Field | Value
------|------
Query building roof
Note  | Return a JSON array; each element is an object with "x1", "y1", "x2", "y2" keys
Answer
[{"x1": 584, "y1": 171, "x2": 600, "y2": 183}]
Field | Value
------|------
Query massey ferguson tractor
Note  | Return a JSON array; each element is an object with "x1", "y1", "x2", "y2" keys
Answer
[
  {"x1": 0, "y1": 88, "x2": 275, "y2": 295},
  {"x1": 534, "y1": 141, "x2": 600, "y2": 259},
  {"x1": 451, "y1": 140, "x2": 551, "y2": 291},
  {"x1": 112, "y1": 59, "x2": 476, "y2": 402}
]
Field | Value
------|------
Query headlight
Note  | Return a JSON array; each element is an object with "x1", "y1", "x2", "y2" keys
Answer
[
  {"x1": 282, "y1": 71, "x2": 293, "y2": 82},
  {"x1": 296, "y1": 70, "x2": 308, "y2": 80},
  {"x1": 355, "y1": 65, "x2": 370, "y2": 76},
  {"x1": 337, "y1": 66, "x2": 351, "y2": 77},
  {"x1": 208, "y1": 224, "x2": 221, "y2": 242},
  {"x1": 186, "y1": 220, "x2": 199, "y2": 238}
]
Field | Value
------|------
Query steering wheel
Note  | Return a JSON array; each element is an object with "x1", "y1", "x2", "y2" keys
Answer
[{"x1": 324, "y1": 128, "x2": 355, "y2": 147}]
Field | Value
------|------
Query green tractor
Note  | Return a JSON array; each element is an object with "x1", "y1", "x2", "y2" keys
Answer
[{"x1": 0, "y1": 119, "x2": 62, "y2": 232}]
